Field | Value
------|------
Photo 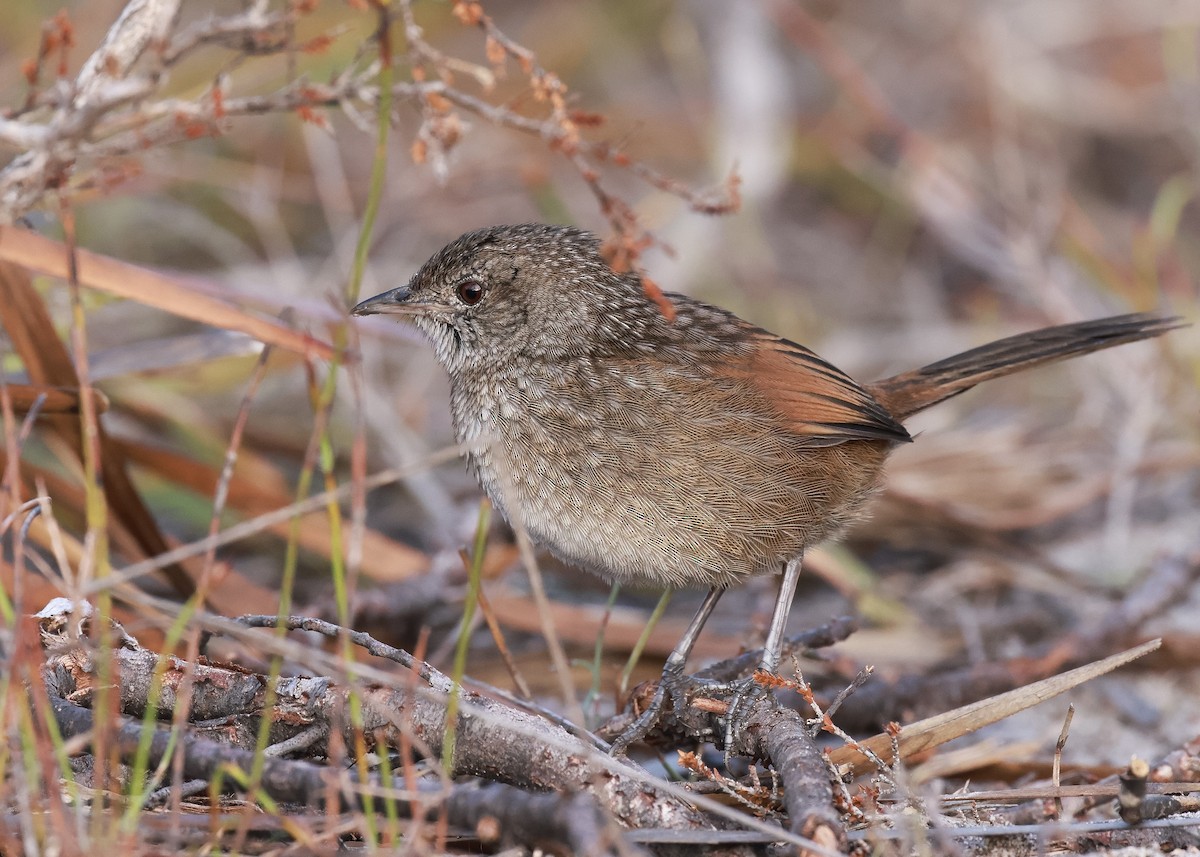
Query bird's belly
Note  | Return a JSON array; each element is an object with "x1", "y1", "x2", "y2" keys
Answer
[{"x1": 463, "y1": 407, "x2": 888, "y2": 589}]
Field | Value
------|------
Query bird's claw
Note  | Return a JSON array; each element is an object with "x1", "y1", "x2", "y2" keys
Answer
[{"x1": 609, "y1": 661, "x2": 689, "y2": 756}]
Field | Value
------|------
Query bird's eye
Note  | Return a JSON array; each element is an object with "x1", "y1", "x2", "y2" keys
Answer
[{"x1": 456, "y1": 280, "x2": 485, "y2": 306}]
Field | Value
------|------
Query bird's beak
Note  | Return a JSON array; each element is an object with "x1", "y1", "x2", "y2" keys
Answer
[{"x1": 351, "y1": 286, "x2": 416, "y2": 317}]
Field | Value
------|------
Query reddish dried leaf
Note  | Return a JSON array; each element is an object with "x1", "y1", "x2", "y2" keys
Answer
[
  {"x1": 639, "y1": 274, "x2": 676, "y2": 322},
  {"x1": 452, "y1": 1, "x2": 484, "y2": 25},
  {"x1": 296, "y1": 105, "x2": 330, "y2": 129},
  {"x1": 300, "y1": 33, "x2": 335, "y2": 54},
  {"x1": 484, "y1": 35, "x2": 505, "y2": 67},
  {"x1": 424, "y1": 92, "x2": 451, "y2": 114},
  {"x1": 568, "y1": 110, "x2": 605, "y2": 127}
]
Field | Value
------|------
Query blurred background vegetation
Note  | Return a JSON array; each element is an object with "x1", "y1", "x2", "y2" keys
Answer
[{"x1": 2, "y1": 0, "x2": 1198, "y2": 784}]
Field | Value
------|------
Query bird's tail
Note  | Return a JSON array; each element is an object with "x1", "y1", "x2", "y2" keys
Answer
[{"x1": 868, "y1": 313, "x2": 1183, "y2": 421}]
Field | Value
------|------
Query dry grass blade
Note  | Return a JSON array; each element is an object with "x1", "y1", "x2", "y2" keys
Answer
[
  {"x1": 4, "y1": 383, "x2": 110, "y2": 415},
  {"x1": 0, "y1": 225, "x2": 335, "y2": 361},
  {"x1": 829, "y1": 638, "x2": 1162, "y2": 778},
  {"x1": 0, "y1": 261, "x2": 195, "y2": 597},
  {"x1": 943, "y1": 782, "x2": 1200, "y2": 804},
  {"x1": 113, "y1": 437, "x2": 430, "y2": 583},
  {"x1": 486, "y1": 590, "x2": 746, "y2": 660}
]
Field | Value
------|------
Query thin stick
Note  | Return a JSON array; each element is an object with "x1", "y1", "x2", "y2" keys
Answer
[
  {"x1": 1052, "y1": 703, "x2": 1075, "y2": 820},
  {"x1": 474, "y1": 583, "x2": 533, "y2": 700}
]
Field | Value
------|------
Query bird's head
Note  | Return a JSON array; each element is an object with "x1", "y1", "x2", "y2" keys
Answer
[{"x1": 352, "y1": 224, "x2": 656, "y2": 373}]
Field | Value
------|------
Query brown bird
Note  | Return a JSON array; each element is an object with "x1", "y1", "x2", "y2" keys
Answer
[{"x1": 353, "y1": 223, "x2": 1181, "y2": 751}]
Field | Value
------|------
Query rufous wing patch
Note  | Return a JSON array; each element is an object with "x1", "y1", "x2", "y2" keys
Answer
[{"x1": 729, "y1": 330, "x2": 912, "y2": 447}]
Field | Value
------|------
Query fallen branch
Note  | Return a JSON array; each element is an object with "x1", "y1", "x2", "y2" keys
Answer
[{"x1": 37, "y1": 599, "x2": 713, "y2": 834}]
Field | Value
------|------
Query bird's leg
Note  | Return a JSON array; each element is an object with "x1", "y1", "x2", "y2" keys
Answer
[
  {"x1": 722, "y1": 555, "x2": 803, "y2": 750},
  {"x1": 760, "y1": 554, "x2": 803, "y2": 675},
  {"x1": 609, "y1": 586, "x2": 726, "y2": 755}
]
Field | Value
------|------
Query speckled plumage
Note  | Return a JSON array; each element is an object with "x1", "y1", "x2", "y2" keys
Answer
[
  {"x1": 360, "y1": 225, "x2": 904, "y2": 588},
  {"x1": 446, "y1": 337, "x2": 891, "y2": 588},
  {"x1": 354, "y1": 223, "x2": 1179, "y2": 593}
]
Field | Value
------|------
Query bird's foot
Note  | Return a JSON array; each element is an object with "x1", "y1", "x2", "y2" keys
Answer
[
  {"x1": 718, "y1": 671, "x2": 772, "y2": 754},
  {"x1": 608, "y1": 665, "x2": 779, "y2": 756},
  {"x1": 608, "y1": 661, "x2": 692, "y2": 756}
]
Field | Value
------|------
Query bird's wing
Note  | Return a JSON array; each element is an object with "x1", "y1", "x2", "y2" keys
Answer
[{"x1": 723, "y1": 329, "x2": 912, "y2": 447}]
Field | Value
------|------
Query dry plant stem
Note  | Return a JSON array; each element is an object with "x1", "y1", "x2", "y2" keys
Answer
[
  {"x1": 821, "y1": 666, "x2": 874, "y2": 722},
  {"x1": 315, "y1": 570, "x2": 452, "y2": 621},
  {"x1": 1119, "y1": 756, "x2": 1152, "y2": 824},
  {"x1": 145, "y1": 778, "x2": 207, "y2": 809},
  {"x1": 2, "y1": 0, "x2": 737, "y2": 258},
  {"x1": 1052, "y1": 703, "x2": 1075, "y2": 820},
  {"x1": 1, "y1": 384, "x2": 110, "y2": 416},
  {"x1": 791, "y1": 673, "x2": 888, "y2": 778},
  {"x1": 75, "y1": 0, "x2": 181, "y2": 93},
  {"x1": 1039, "y1": 735, "x2": 1200, "y2": 824},
  {"x1": 2, "y1": 0, "x2": 245, "y2": 216},
  {"x1": 1050, "y1": 820, "x2": 1200, "y2": 853},
  {"x1": 1, "y1": 387, "x2": 24, "y2": 520},
  {"x1": 472, "y1": 584, "x2": 533, "y2": 700},
  {"x1": 509, "y1": 516, "x2": 589, "y2": 730},
  {"x1": 680, "y1": 752, "x2": 784, "y2": 819},
  {"x1": 0, "y1": 226, "x2": 334, "y2": 360},
  {"x1": 344, "y1": 330, "x2": 370, "y2": 626},
  {"x1": 161, "y1": 334, "x2": 280, "y2": 818},
  {"x1": 92, "y1": 446, "x2": 468, "y2": 594},
  {"x1": 827, "y1": 639, "x2": 1160, "y2": 779},
  {"x1": 50, "y1": 696, "x2": 300, "y2": 801},
  {"x1": 11, "y1": 610, "x2": 75, "y2": 842},
  {"x1": 58, "y1": 684, "x2": 641, "y2": 857},
  {"x1": 79, "y1": 594, "x2": 851, "y2": 854},
  {"x1": 201, "y1": 335, "x2": 278, "y2": 582}
]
